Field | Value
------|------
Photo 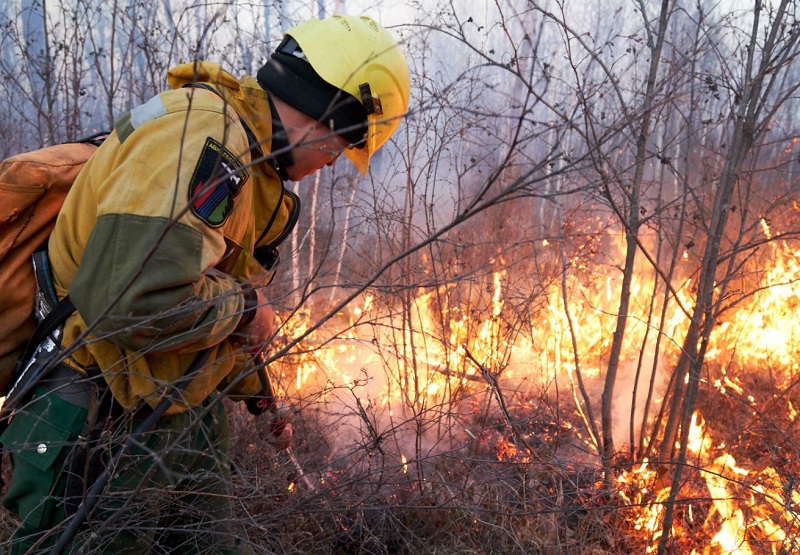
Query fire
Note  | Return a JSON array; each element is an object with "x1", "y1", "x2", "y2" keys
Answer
[
  {"x1": 702, "y1": 455, "x2": 753, "y2": 555},
  {"x1": 685, "y1": 411, "x2": 711, "y2": 455},
  {"x1": 619, "y1": 411, "x2": 800, "y2": 554},
  {"x1": 271, "y1": 222, "x2": 800, "y2": 552},
  {"x1": 617, "y1": 459, "x2": 671, "y2": 551},
  {"x1": 706, "y1": 225, "x2": 800, "y2": 380}
]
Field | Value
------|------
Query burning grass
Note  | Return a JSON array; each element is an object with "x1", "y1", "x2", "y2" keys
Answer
[
  {"x1": 3, "y1": 223, "x2": 800, "y2": 552},
  {"x1": 0, "y1": 336, "x2": 797, "y2": 552},
  {"x1": 224, "y1": 225, "x2": 800, "y2": 553},
  {"x1": 223, "y1": 376, "x2": 800, "y2": 554},
  {"x1": 226, "y1": 396, "x2": 640, "y2": 554}
]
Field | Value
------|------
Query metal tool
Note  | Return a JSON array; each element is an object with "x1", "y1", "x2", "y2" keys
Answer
[{"x1": 254, "y1": 352, "x2": 316, "y2": 493}]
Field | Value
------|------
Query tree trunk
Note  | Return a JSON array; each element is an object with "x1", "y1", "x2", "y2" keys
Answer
[
  {"x1": 600, "y1": 0, "x2": 673, "y2": 470},
  {"x1": 657, "y1": 1, "x2": 798, "y2": 551}
]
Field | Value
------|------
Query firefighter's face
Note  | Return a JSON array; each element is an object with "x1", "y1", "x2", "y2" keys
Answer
[{"x1": 284, "y1": 120, "x2": 349, "y2": 181}]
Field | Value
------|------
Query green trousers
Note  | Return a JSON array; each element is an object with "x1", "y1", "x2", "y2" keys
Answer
[{"x1": 1, "y1": 387, "x2": 253, "y2": 554}]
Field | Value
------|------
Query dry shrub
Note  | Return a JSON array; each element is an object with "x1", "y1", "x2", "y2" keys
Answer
[{"x1": 225, "y1": 397, "x2": 643, "y2": 554}]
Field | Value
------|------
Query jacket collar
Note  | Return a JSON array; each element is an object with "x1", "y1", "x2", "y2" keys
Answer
[{"x1": 167, "y1": 62, "x2": 286, "y2": 174}]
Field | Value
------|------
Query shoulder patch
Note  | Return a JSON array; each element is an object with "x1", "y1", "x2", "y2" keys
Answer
[{"x1": 189, "y1": 137, "x2": 249, "y2": 227}]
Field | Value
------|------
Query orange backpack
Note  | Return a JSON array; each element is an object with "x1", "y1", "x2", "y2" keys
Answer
[{"x1": 0, "y1": 136, "x2": 104, "y2": 393}]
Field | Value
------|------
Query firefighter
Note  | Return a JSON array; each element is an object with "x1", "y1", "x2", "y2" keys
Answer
[{"x1": 1, "y1": 14, "x2": 409, "y2": 554}]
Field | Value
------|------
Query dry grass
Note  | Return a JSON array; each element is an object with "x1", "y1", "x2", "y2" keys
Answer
[
  {"x1": 1, "y1": 377, "x2": 798, "y2": 553},
  {"x1": 224, "y1": 399, "x2": 648, "y2": 554}
]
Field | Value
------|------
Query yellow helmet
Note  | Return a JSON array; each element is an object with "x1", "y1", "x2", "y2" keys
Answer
[{"x1": 283, "y1": 15, "x2": 411, "y2": 175}]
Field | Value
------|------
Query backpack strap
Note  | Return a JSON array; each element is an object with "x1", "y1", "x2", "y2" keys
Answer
[
  {"x1": 21, "y1": 249, "x2": 76, "y2": 367},
  {"x1": 184, "y1": 82, "x2": 297, "y2": 270},
  {"x1": 0, "y1": 295, "x2": 75, "y2": 438},
  {"x1": 5, "y1": 276, "x2": 74, "y2": 404},
  {"x1": 188, "y1": 83, "x2": 265, "y2": 161},
  {"x1": 15, "y1": 295, "x2": 75, "y2": 376}
]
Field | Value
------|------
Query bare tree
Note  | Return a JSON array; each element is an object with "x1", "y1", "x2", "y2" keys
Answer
[
  {"x1": 656, "y1": 1, "x2": 800, "y2": 551},
  {"x1": 2, "y1": 0, "x2": 800, "y2": 552}
]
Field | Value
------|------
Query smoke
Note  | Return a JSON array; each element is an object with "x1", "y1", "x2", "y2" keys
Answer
[
  {"x1": 610, "y1": 348, "x2": 670, "y2": 449},
  {"x1": 280, "y1": 332, "x2": 473, "y2": 473}
]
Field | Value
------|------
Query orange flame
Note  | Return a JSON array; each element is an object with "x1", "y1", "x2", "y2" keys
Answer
[{"x1": 273, "y1": 222, "x2": 799, "y2": 551}]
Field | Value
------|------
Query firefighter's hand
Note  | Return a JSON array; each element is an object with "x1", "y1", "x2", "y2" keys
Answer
[
  {"x1": 256, "y1": 404, "x2": 294, "y2": 451},
  {"x1": 232, "y1": 288, "x2": 275, "y2": 351}
]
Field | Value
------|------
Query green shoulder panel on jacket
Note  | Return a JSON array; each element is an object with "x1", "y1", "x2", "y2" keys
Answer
[{"x1": 69, "y1": 213, "x2": 240, "y2": 352}]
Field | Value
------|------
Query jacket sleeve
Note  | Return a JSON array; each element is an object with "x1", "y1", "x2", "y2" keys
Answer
[
  {"x1": 216, "y1": 349, "x2": 264, "y2": 399},
  {"x1": 68, "y1": 103, "x2": 253, "y2": 354}
]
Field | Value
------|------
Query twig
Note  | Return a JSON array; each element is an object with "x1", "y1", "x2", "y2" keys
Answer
[{"x1": 463, "y1": 346, "x2": 574, "y2": 485}]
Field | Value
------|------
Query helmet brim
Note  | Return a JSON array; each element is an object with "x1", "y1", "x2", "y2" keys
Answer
[{"x1": 345, "y1": 146, "x2": 369, "y2": 175}]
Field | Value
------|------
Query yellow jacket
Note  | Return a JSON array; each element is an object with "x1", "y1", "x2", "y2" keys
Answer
[{"x1": 48, "y1": 62, "x2": 298, "y2": 413}]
